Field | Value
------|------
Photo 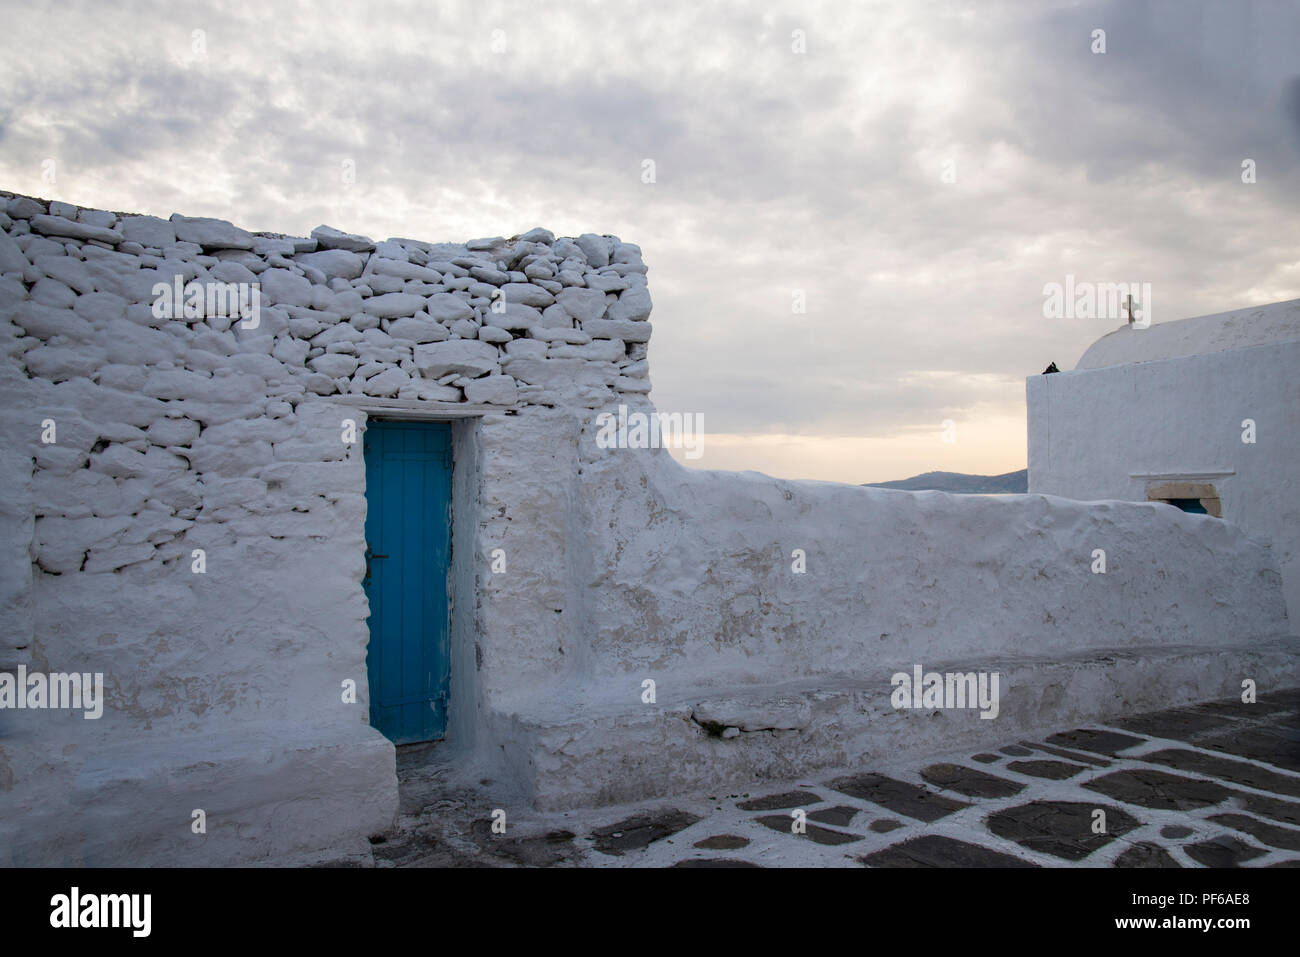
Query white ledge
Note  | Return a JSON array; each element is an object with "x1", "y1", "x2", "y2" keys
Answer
[
  {"x1": 328, "y1": 396, "x2": 513, "y2": 418},
  {"x1": 1129, "y1": 470, "x2": 1236, "y2": 480}
]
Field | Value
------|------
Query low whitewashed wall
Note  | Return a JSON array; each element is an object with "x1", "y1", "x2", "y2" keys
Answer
[
  {"x1": 580, "y1": 450, "x2": 1290, "y2": 688},
  {"x1": 477, "y1": 425, "x2": 1293, "y2": 807},
  {"x1": 471, "y1": 407, "x2": 1290, "y2": 709}
]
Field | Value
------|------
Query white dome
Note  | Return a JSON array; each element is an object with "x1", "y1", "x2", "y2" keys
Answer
[{"x1": 1075, "y1": 297, "x2": 1300, "y2": 370}]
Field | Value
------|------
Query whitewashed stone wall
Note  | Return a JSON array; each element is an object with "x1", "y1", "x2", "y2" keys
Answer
[
  {"x1": 0, "y1": 191, "x2": 651, "y2": 864},
  {"x1": 489, "y1": 431, "x2": 1294, "y2": 809}
]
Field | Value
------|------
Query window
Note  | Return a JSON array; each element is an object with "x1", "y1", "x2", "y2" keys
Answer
[{"x1": 1145, "y1": 482, "x2": 1221, "y2": 518}]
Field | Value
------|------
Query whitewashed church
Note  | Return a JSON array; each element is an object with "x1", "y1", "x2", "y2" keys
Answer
[{"x1": 1028, "y1": 298, "x2": 1300, "y2": 622}]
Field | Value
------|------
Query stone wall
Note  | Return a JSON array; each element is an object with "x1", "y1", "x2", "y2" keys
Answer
[
  {"x1": 482, "y1": 428, "x2": 1293, "y2": 808},
  {"x1": 0, "y1": 190, "x2": 653, "y2": 864}
]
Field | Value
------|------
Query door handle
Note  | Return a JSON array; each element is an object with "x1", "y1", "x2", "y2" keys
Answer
[{"x1": 364, "y1": 548, "x2": 389, "y2": 582}]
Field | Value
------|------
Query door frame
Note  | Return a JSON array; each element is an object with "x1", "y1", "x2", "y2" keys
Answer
[{"x1": 348, "y1": 402, "x2": 483, "y2": 750}]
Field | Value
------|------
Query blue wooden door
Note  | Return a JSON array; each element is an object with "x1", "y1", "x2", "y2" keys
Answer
[{"x1": 363, "y1": 420, "x2": 452, "y2": 744}]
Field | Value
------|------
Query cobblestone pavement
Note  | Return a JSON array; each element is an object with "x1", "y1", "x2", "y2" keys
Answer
[{"x1": 369, "y1": 688, "x2": 1300, "y2": 868}]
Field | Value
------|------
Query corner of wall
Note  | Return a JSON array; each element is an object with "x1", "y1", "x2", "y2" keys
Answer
[
  {"x1": 1025, "y1": 373, "x2": 1049, "y2": 493},
  {"x1": 447, "y1": 416, "x2": 484, "y2": 754}
]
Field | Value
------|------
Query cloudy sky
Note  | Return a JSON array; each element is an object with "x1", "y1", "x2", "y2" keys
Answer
[{"x1": 3, "y1": 0, "x2": 1298, "y2": 482}]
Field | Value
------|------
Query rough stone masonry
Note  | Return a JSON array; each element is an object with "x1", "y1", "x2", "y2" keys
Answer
[{"x1": 0, "y1": 190, "x2": 1294, "y2": 865}]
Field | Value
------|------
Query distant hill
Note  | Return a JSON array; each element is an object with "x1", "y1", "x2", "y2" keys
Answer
[{"x1": 864, "y1": 469, "x2": 1028, "y2": 494}]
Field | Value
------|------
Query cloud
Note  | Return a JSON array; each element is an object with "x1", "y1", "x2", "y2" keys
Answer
[{"x1": 2, "y1": 0, "x2": 1297, "y2": 481}]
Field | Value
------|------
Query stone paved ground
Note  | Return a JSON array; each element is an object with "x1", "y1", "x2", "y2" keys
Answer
[{"x1": 367, "y1": 688, "x2": 1300, "y2": 868}]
